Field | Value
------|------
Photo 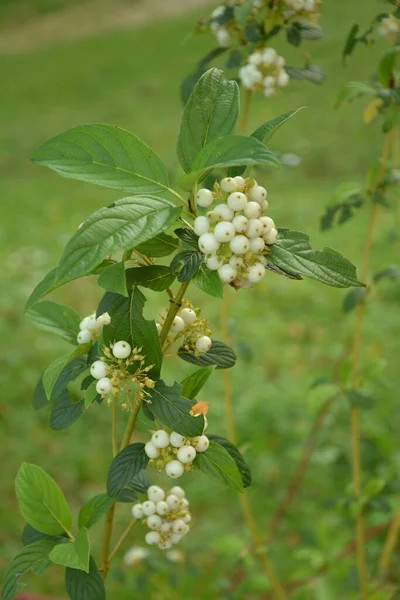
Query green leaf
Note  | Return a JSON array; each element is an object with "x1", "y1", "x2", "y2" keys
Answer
[
  {"x1": 267, "y1": 229, "x2": 363, "y2": 288},
  {"x1": 130, "y1": 287, "x2": 162, "y2": 377},
  {"x1": 49, "y1": 528, "x2": 90, "y2": 573},
  {"x1": 378, "y1": 46, "x2": 400, "y2": 88},
  {"x1": 129, "y1": 470, "x2": 152, "y2": 494},
  {"x1": 344, "y1": 389, "x2": 375, "y2": 409},
  {"x1": 65, "y1": 557, "x2": 105, "y2": 600},
  {"x1": 21, "y1": 524, "x2": 59, "y2": 546},
  {"x1": 374, "y1": 264, "x2": 400, "y2": 283},
  {"x1": 180, "y1": 366, "x2": 215, "y2": 400},
  {"x1": 234, "y1": 0, "x2": 252, "y2": 26},
  {"x1": 26, "y1": 301, "x2": 81, "y2": 344},
  {"x1": 31, "y1": 124, "x2": 170, "y2": 196},
  {"x1": 98, "y1": 261, "x2": 128, "y2": 297},
  {"x1": 84, "y1": 381, "x2": 99, "y2": 409},
  {"x1": 42, "y1": 344, "x2": 90, "y2": 399},
  {"x1": 342, "y1": 287, "x2": 367, "y2": 313},
  {"x1": 178, "y1": 340, "x2": 236, "y2": 369},
  {"x1": 117, "y1": 488, "x2": 138, "y2": 503},
  {"x1": 177, "y1": 68, "x2": 240, "y2": 173},
  {"x1": 194, "y1": 265, "x2": 224, "y2": 298},
  {"x1": 147, "y1": 380, "x2": 205, "y2": 437},
  {"x1": 336, "y1": 81, "x2": 377, "y2": 109},
  {"x1": 107, "y1": 443, "x2": 149, "y2": 497},
  {"x1": 179, "y1": 135, "x2": 280, "y2": 191},
  {"x1": 170, "y1": 250, "x2": 203, "y2": 282},
  {"x1": 78, "y1": 494, "x2": 114, "y2": 530},
  {"x1": 343, "y1": 24, "x2": 359, "y2": 61},
  {"x1": 50, "y1": 390, "x2": 85, "y2": 430},
  {"x1": 126, "y1": 266, "x2": 175, "y2": 292},
  {"x1": 55, "y1": 196, "x2": 181, "y2": 286},
  {"x1": 194, "y1": 441, "x2": 243, "y2": 492},
  {"x1": 25, "y1": 267, "x2": 57, "y2": 312},
  {"x1": 250, "y1": 108, "x2": 306, "y2": 145},
  {"x1": 2, "y1": 540, "x2": 57, "y2": 600},
  {"x1": 174, "y1": 227, "x2": 199, "y2": 250},
  {"x1": 15, "y1": 463, "x2": 71, "y2": 536},
  {"x1": 208, "y1": 434, "x2": 252, "y2": 488},
  {"x1": 285, "y1": 64, "x2": 325, "y2": 84},
  {"x1": 135, "y1": 232, "x2": 179, "y2": 257},
  {"x1": 286, "y1": 24, "x2": 301, "y2": 46}
]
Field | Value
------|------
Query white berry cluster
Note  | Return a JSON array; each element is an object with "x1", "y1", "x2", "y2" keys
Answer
[
  {"x1": 145, "y1": 429, "x2": 209, "y2": 479},
  {"x1": 377, "y1": 14, "x2": 400, "y2": 39},
  {"x1": 284, "y1": 0, "x2": 321, "y2": 16},
  {"x1": 157, "y1": 303, "x2": 213, "y2": 355},
  {"x1": 209, "y1": 5, "x2": 234, "y2": 48},
  {"x1": 132, "y1": 485, "x2": 191, "y2": 550},
  {"x1": 77, "y1": 312, "x2": 110, "y2": 344},
  {"x1": 239, "y1": 48, "x2": 289, "y2": 97},
  {"x1": 194, "y1": 176, "x2": 277, "y2": 288}
]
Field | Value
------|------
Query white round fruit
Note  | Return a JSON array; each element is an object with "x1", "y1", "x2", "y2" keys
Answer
[
  {"x1": 170, "y1": 431, "x2": 185, "y2": 448},
  {"x1": 244, "y1": 201, "x2": 261, "y2": 219},
  {"x1": 170, "y1": 486, "x2": 185, "y2": 498},
  {"x1": 247, "y1": 263, "x2": 266, "y2": 283},
  {"x1": 158, "y1": 539, "x2": 173, "y2": 550},
  {"x1": 232, "y1": 215, "x2": 248, "y2": 233},
  {"x1": 227, "y1": 192, "x2": 247, "y2": 212},
  {"x1": 220, "y1": 177, "x2": 238, "y2": 193},
  {"x1": 218, "y1": 264, "x2": 236, "y2": 283},
  {"x1": 177, "y1": 445, "x2": 197, "y2": 464},
  {"x1": 193, "y1": 435, "x2": 210, "y2": 452},
  {"x1": 151, "y1": 430, "x2": 170, "y2": 449},
  {"x1": 249, "y1": 185, "x2": 267, "y2": 204},
  {"x1": 183, "y1": 514, "x2": 192, "y2": 524},
  {"x1": 171, "y1": 316, "x2": 185, "y2": 334},
  {"x1": 142, "y1": 501, "x2": 156, "y2": 516},
  {"x1": 246, "y1": 219, "x2": 263, "y2": 238},
  {"x1": 144, "y1": 441, "x2": 159, "y2": 459},
  {"x1": 180, "y1": 308, "x2": 196, "y2": 324},
  {"x1": 79, "y1": 316, "x2": 92, "y2": 330},
  {"x1": 145, "y1": 531, "x2": 161, "y2": 545},
  {"x1": 213, "y1": 203, "x2": 234, "y2": 222},
  {"x1": 90, "y1": 360, "x2": 109, "y2": 380},
  {"x1": 85, "y1": 314, "x2": 98, "y2": 331},
  {"x1": 196, "y1": 335, "x2": 212, "y2": 353},
  {"x1": 198, "y1": 232, "x2": 220, "y2": 254},
  {"x1": 230, "y1": 235, "x2": 250, "y2": 255},
  {"x1": 160, "y1": 521, "x2": 171, "y2": 533},
  {"x1": 172, "y1": 519, "x2": 187, "y2": 535},
  {"x1": 259, "y1": 216, "x2": 275, "y2": 233},
  {"x1": 147, "y1": 485, "x2": 165, "y2": 503},
  {"x1": 166, "y1": 494, "x2": 180, "y2": 509},
  {"x1": 165, "y1": 461, "x2": 184, "y2": 479},
  {"x1": 193, "y1": 216, "x2": 210, "y2": 236},
  {"x1": 213, "y1": 221, "x2": 236, "y2": 243},
  {"x1": 112, "y1": 341, "x2": 131, "y2": 359},
  {"x1": 265, "y1": 227, "x2": 278, "y2": 245},
  {"x1": 206, "y1": 254, "x2": 225, "y2": 271},
  {"x1": 77, "y1": 330, "x2": 92, "y2": 344},
  {"x1": 97, "y1": 312, "x2": 111, "y2": 326},
  {"x1": 132, "y1": 504, "x2": 144, "y2": 519},
  {"x1": 195, "y1": 188, "x2": 214, "y2": 207},
  {"x1": 260, "y1": 199, "x2": 269, "y2": 212},
  {"x1": 146, "y1": 514, "x2": 162, "y2": 530},
  {"x1": 96, "y1": 377, "x2": 112, "y2": 395},
  {"x1": 277, "y1": 71, "x2": 290, "y2": 87},
  {"x1": 170, "y1": 533, "x2": 182, "y2": 545},
  {"x1": 156, "y1": 501, "x2": 169, "y2": 516},
  {"x1": 233, "y1": 176, "x2": 246, "y2": 187},
  {"x1": 249, "y1": 237, "x2": 265, "y2": 254},
  {"x1": 229, "y1": 255, "x2": 244, "y2": 268}
]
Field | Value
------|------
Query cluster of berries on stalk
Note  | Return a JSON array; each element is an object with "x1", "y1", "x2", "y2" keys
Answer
[
  {"x1": 239, "y1": 48, "x2": 289, "y2": 97},
  {"x1": 283, "y1": 0, "x2": 321, "y2": 19},
  {"x1": 132, "y1": 485, "x2": 191, "y2": 550},
  {"x1": 157, "y1": 303, "x2": 213, "y2": 355},
  {"x1": 77, "y1": 311, "x2": 110, "y2": 344},
  {"x1": 377, "y1": 14, "x2": 400, "y2": 39},
  {"x1": 145, "y1": 429, "x2": 209, "y2": 479},
  {"x1": 194, "y1": 176, "x2": 277, "y2": 288}
]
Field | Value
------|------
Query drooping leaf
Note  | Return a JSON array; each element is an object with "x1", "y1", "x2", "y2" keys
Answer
[
  {"x1": 15, "y1": 463, "x2": 71, "y2": 536},
  {"x1": 49, "y1": 528, "x2": 90, "y2": 573},
  {"x1": 78, "y1": 494, "x2": 115, "y2": 530},
  {"x1": 170, "y1": 250, "x2": 203, "y2": 282},
  {"x1": 126, "y1": 266, "x2": 175, "y2": 292},
  {"x1": 21, "y1": 525, "x2": 59, "y2": 546},
  {"x1": 177, "y1": 68, "x2": 240, "y2": 173},
  {"x1": 147, "y1": 380, "x2": 205, "y2": 437},
  {"x1": 208, "y1": 434, "x2": 252, "y2": 488},
  {"x1": 31, "y1": 124, "x2": 170, "y2": 195},
  {"x1": 42, "y1": 344, "x2": 90, "y2": 399},
  {"x1": 343, "y1": 24, "x2": 359, "y2": 61},
  {"x1": 342, "y1": 287, "x2": 367, "y2": 313},
  {"x1": 178, "y1": 340, "x2": 236, "y2": 369},
  {"x1": 267, "y1": 229, "x2": 363, "y2": 288},
  {"x1": 180, "y1": 366, "x2": 215, "y2": 400},
  {"x1": 98, "y1": 261, "x2": 128, "y2": 297},
  {"x1": 50, "y1": 389, "x2": 85, "y2": 430},
  {"x1": 194, "y1": 441, "x2": 243, "y2": 491},
  {"x1": 135, "y1": 232, "x2": 179, "y2": 257},
  {"x1": 26, "y1": 301, "x2": 81, "y2": 344},
  {"x1": 55, "y1": 196, "x2": 181, "y2": 286},
  {"x1": 84, "y1": 381, "x2": 99, "y2": 410},
  {"x1": 174, "y1": 227, "x2": 199, "y2": 250},
  {"x1": 2, "y1": 540, "x2": 57, "y2": 600},
  {"x1": 193, "y1": 265, "x2": 224, "y2": 298},
  {"x1": 35, "y1": 356, "x2": 88, "y2": 411},
  {"x1": 65, "y1": 557, "x2": 105, "y2": 600},
  {"x1": 107, "y1": 444, "x2": 149, "y2": 497}
]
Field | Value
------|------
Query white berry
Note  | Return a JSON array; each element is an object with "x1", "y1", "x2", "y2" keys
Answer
[
  {"x1": 249, "y1": 186, "x2": 267, "y2": 204},
  {"x1": 158, "y1": 539, "x2": 173, "y2": 550},
  {"x1": 177, "y1": 445, "x2": 197, "y2": 464},
  {"x1": 233, "y1": 176, "x2": 246, "y2": 187},
  {"x1": 183, "y1": 514, "x2": 192, "y2": 524},
  {"x1": 180, "y1": 308, "x2": 196, "y2": 324},
  {"x1": 232, "y1": 215, "x2": 249, "y2": 233},
  {"x1": 145, "y1": 531, "x2": 160, "y2": 545},
  {"x1": 277, "y1": 71, "x2": 290, "y2": 87},
  {"x1": 249, "y1": 237, "x2": 265, "y2": 254},
  {"x1": 90, "y1": 360, "x2": 109, "y2": 380},
  {"x1": 96, "y1": 312, "x2": 111, "y2": 326},
  {"x1": 213, "y1": 221, "x2": 236, "y2": 242},
  {"x1": 260, "y1": 199, "x2": 269, "y2": 212},
  {"x1": 77, "y1": 330, "x2": 92, "y2": 344},
  {"x1": 156, "y1": 323, "x2": 162, "y2": 335},
  {"x1": 170, "y1": 533, "x2": 183, "y2": 545},
  {"x1": 171, "y1": 316, "x2": 185, "y2": 333},
  {"x1": 220, "y1": 177, "x2": 238, "y2": 193},
  {"x1": 132, "y1": 504, "x2": 143, "y2": 519},
  {"x1": 112, "y1": 340, "x2": 131, "y2": 359},
  {"x1": 265, "y1": 227, "x2": 278, "y2": 245},
  {"x1": 247, "y1": 219, "x2": 263, "y2": 238},
  {"x1": 229, "y1": 255, "x2": 244, "y2": 268},
  {"x1": 170, "y1": 486, "x2": 185, "y2": 498},
  {"x1": 156, "y1": 501, "x2": 169, "y2": 516},
  {"x1": 170, "y1": 432, "x2": 185, "y2": 448},
  {"x1": 213, "y1": 203, "x2": 234, "y2": 221},
  {"x1": 151, "y1": 430, "x2": 170, "y2": 449},
  {"x1": 96, "y1": 377, "x2": 112, "y2": 395},
  {"x1": 146, "y1": 514, "x2": 162, "y2": 530},
  {"x1": 165, "y1": 460, "x2": 184, "y2": 478},
  {"x1": 166, "y1": 494, "x2": 180, "y2": 509},
  {"x1": 198, "y1": 232, "x2": 220, "y2": 254},
  {"x1": 244, "y1": 201, "x2": 262, "y2": 219},
  {"x1": 230, "y1": 235, "x2": 250, "y2": 255},
  {"x1": 259, "y1": 216, "x2": 275, "y2": 233},
  {"x1": 196, "y1": 188, "x2": 214, "y2": 207},
  {"x1": 193, "y1": 216, "x2": 210, "y2": 236},
  {"x1": 227, "y1": 192, "x2": 247, "y2": 212},
  {"x1": 79, "y1": 316, "x2": 92, "y2": 330},
  {"x1": 218, "y1": 264, "x2": 237, "y2": 283},
  {"x1": 196, "y1": 335, "x2": 212, "y2": 353},
  {"x1": 206, "y1": 254, "x2": 225, "y2": 271},
  {"x1": 160, "y1": 521, "x2": 171, "y2": 532},
  {"x1": 84, "y1": 314, "x2": 98, "y2": 331},
  {"x1": 193, "y1": 435, "x2": 209, "y2": 452},
  {"x1": 144, "y1": 441, "x2": 159, "y2": 459},
  {"x1": 142, "y1": 501, "x2": 156, "y2": 516},
  {"x1": 248, "y1": 263, "x2": 266, "y2": 283},
  {"x1": 172, "y1": 519, "x2": 187, "y2": 535},
  {"x1": 147, "y1": 485, "x2": 165, "y2": 503}
]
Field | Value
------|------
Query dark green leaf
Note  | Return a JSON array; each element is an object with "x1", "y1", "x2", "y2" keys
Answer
[
  {"x1": 180, "y1": 69, "x2": 206, "y2": 105},
  {"x1": 98, "y1": 292, "x2": 130, "y2": 346},
  {"x1": 84, "y1": 381, "x2": 99, "y2": 409},
  {"x1": 2, "y1": 540, "x2": 57, "y2": 600},
  {"x1": 147, "y1": 380, "x2": 205, "y2": 437},
  {"x1": 194, "y1": 441, "x2": 243, "y2": 491},
  {"x1": 31, "y1": 124, "x2": 169, "y2": 195},
  {"x1": 268, "y1": 229, "x2": 363, "y2": 288},
  {"x1": 177, "y1": 68, "x2": 240, "y2": 173},
  {"x1": 344, "y1": 389, "x2": 375, "y2": 409},
  {"x1": 130, "y1": 470, "x2": 152, "y2": 494},
  {"x1": 194, "y1": 265, "x2": 224, "y2": 298},
  {"x1": 98, "y1": 261, "x2": 128, "y2": 297},
  {"x1": 50, "y1": 390, "x2": 85, "y2": 430},
  {"x1": 107, "y1": 443, "x2": 149, "y2": 497},
  {"x1": 297, "y1": 22, "x2": 323, "y2": 40},
  {"x1": 65, "y1": 557, "x2": 105, "y2": 600},
  {"x1": 234, "y1": 0, "x2": 252, "y2": 27},
  {"x1": 26, "y1": 301, "x2": 81, "y2": 344},
  {"x1": 208, "y1": 434, "x2": 252, "y2": 488},
  {"x1": 78, "y1": 494, "x2": 114, "y2": 529},
  {"x1": 117, "y1": 488, "x2": 138, "y2": 503},
  {"x1": 21, "y1": 525, "x2": 59, "y2": 546},
  {"x1": 174, "y1": 227, "x2": 199, "y2": 250},
  {"x1": 129, "y1": 287, "x2": 162, "y2": 377},
  {"x1": 49, "y1": 528, "x2": 90, "y2": 573},
  {"x1": 374, "y1": 264, "x2": 400, "y2": 282},
  {"x1": 32, "y1": 377, "x2": 49, "y2": 411},
  {"x1": 286, "y1": 25, "x2": 301, "y2": 47},
  {"x1": 42, "y1": 345, "x2": 89, "y2": 399},
  {"x1": 126, "y1": 266, "x2": 175, "y2": 292},
  {"x1": 226, "y1": 49, "x2": 242, "y2": 68},
  {"x1": 343, "y1": 24, "x2": 359, "y2": 61},
  {"x1": 378, "y1": 46, "x2": 399, "y2": 88},
  {"x1": 55, "y1": 196, "x2": 181, "y2": 286},
  {"x1": 178, "y1": 340, "x2": 236, "y2": 369},
  {"x1": 180, "y1": 366, "x2": 215, "y2": 400},
  {"x1": 170, "y1": 250, "x2": 203, "y2": 282},
  {"x1": 285, "y1": 64, "x2": 325, "y2": 84},
  {"x1": 135, "y1": 232, "x2": 179, "y2": 257},
  {"x1": 342, "y1": 287, "x2": 367, "y2": 313},
  {"x1": 320, "y1": 191, "x2": 364, "y2": 231},
  {"x1": 244, "y1": 22, "x2": 263, "y2": 42}
]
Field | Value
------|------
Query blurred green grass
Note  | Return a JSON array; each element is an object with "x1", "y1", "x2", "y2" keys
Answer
[{"x1": 1, "y1": 1, "x2": 400, "y2": 598}]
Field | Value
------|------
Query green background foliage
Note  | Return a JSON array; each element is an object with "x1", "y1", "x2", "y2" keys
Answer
[{"x1": 1, "y1": 1, "x2": 400, "y2": 598}]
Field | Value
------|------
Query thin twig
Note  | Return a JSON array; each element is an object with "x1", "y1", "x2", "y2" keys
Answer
[{"x1": 107, "y1": 519, "x2": 137, "y2": 564}]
